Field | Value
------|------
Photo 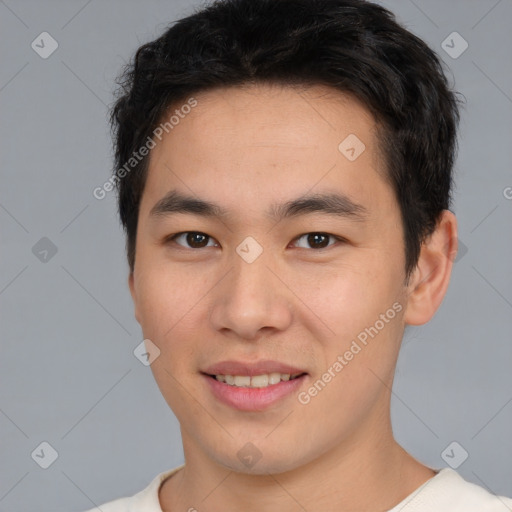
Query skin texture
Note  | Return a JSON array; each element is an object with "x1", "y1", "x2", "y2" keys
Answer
[{"x1": 128, "y1": 83, "x2": 458, "y2": 511}]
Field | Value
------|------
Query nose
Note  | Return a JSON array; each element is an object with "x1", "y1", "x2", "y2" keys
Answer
[{"x1": 208, "y1": 248, "x2": 293, "y2": 341}]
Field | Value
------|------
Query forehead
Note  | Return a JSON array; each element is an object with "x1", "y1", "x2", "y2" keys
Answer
[
  {"x1": 160, "y1": 82, "x2": 378, "y2": 151},
  {"x1": 140, "y1": 83, "x2": 392, "y2": 223}
]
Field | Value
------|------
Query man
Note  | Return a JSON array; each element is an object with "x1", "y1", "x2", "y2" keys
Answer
[{"x1": 86, "y1": 0, "x2": 512, "y2": 510}]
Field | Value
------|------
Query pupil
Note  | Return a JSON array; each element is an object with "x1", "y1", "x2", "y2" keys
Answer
[
  {"x1": 309, "y1": 233, "x2": 328, "y2": 248},
  {"x1": 185, "y1": 233, "x2": 329, "y2": 249},
  {"x1": 188, "y1": 232, "x2": 207, "y2": 248}
]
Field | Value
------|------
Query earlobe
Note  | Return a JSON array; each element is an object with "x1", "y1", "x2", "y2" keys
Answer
[{"x1": 403, "y1": 210, "x2": 458, "y2": 326}]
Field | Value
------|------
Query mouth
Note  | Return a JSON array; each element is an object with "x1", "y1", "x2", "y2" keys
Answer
[
  {"x1": 204, "y1": 372, "x2": 306, "y2": 388},
  {"x1": 200, "y1": 361, "x2": 308, "y2": 411}
]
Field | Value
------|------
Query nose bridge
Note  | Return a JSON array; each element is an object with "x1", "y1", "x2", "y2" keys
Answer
[
  {"x1": 209, "y1": 237, "x2": 292, "y2": 337},
  {"x1": 229, "y1": 233, "x2": 273, "y2": 291},
  {"x1": 229, "y1": 240, "x2": 275, "y2": 311}
]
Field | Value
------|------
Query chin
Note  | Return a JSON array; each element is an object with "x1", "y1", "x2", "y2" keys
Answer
[
  {"x1": 221, "y1": 456, "x2": 301, "y2": 476},
  {"x1": 207, "y1": 440, "x2": 315, "y2": 476}
]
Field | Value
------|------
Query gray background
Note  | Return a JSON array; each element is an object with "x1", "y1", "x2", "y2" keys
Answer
[{"x1": 0, "y1": 0, "x2": 511, "y2": 510}]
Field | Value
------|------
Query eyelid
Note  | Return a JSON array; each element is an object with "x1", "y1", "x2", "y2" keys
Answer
[
  {"x1": 290, "y1": 232, "x2": 347, "y2": 250},
  {"x1": 165, "y1": 231, "x2": 347, "y2": 250},
  {"x1": 164, "y1": 231, "x2": 219, "y2": 248}
]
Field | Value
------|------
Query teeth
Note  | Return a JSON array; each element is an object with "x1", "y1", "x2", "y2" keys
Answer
[
  {"x1": 234, "y1": 375, "x2": 251, "y2": 387},
  {"x1": 251, "y1": 374, "x2": 268, "y2": 388},
  {"x1": 214, "y1": 372, "x2": 302, "y2": 388},
  {"x1": 268, "y1": 373, "x2": 281, "y2": 385}
]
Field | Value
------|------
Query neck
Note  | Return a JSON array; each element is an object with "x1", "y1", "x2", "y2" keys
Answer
[{"x1": 159, "y1": 409, "x2": 435, "y2": 512}]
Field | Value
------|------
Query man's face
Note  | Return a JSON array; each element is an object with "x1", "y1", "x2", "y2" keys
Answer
[{"x1": 129, "y1": 83, "x2": 411, "y2": 474}]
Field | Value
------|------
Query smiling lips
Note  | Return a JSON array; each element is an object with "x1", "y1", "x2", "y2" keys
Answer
[
  {"x1": 204, "y1": 359, "x2": 307, "y2": 376},
  {"x1": 203, "y1": 359, "x2": 307, "y2": 387},
  {"x1": 202, "y1": 360, "x2": 308, "y2": 410},
  {"x1": 215, "y1": 372, "x2": 302, "y2": 388}
]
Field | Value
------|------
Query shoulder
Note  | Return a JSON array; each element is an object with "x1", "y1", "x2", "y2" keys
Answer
[
  {"x1": 80, "y1": 465, "x2": 184, "y2": 512},
  {"x1": 443, "y1": 469, "x2": 512, "y2": 511},
  {"x1": 82, "y1": 495, "x2": 134, "y2": 512},
  {"x1": 391, "y1": 468, "x2": 512, "y2": 512}
]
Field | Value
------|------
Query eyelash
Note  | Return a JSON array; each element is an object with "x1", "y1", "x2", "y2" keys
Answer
[{"x1": 163, "y1": 231, "x2": 347, "y2": 251}]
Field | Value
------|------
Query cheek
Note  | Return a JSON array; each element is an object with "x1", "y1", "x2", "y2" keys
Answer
[
  {"x1": 135, "y1": 263, "x2": 199, "y2": 342},
  {"x1": 297, "y1": 304, "x2": 403, "y2": 439},
  {"x1": 135, "y1": 268, "x2": 203, "y2": 410},
  {"x1": 290, "y1": 256, "x2": 404, "y2": 396},
  {"x1": 289, "y1": 258, "x2": 393, "y2": 340}
]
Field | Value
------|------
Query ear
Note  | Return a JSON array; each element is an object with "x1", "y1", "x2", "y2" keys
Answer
[
  {"x1": 403, "y1": 210, "x2": 458, "y2": 326},
  {"x1": 128, "y1": 271, "x2": 141, "y2": 324}
]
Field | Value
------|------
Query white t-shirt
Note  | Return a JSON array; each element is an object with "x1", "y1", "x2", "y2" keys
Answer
[{"x1": 83, "y1": 465, "x2": 512, "y2": 511}]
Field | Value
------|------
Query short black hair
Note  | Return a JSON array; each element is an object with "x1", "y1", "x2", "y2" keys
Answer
[{"x1": 110, "y1": 0, "x2": 462, "y2": 281}]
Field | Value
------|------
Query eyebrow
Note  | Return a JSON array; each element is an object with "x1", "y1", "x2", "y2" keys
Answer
[{"x1": 149, "y1": 189, "x2": 369, "y2": 223}]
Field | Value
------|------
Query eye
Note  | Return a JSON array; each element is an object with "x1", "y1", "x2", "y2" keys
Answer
[
  {"x1": 165, "y1": 231, "x2": 218, "y2": 249},
  {"x1": 164, "y1": 231, "x2": 345, "y2": 251},
  {"x1": 292, "y1": 232, "x2": 344, "y2": 250}
]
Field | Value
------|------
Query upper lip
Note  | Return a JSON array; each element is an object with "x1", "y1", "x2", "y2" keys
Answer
[{"x1": 202, "y1": 360, "x2": 308, "y2": 377}]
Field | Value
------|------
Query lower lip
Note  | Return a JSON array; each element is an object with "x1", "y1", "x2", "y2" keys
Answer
[{"x1": 203, "y1": 374, "x2": 307, "y2": 411}]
